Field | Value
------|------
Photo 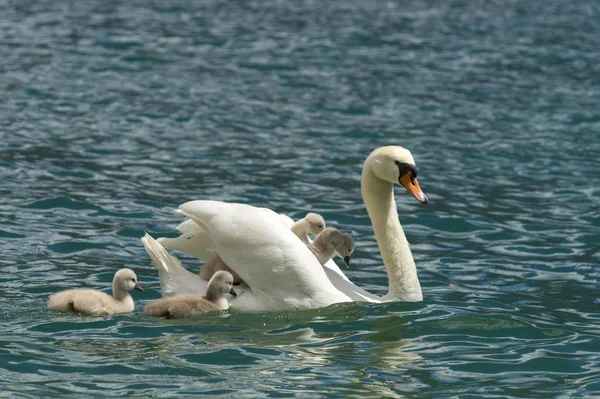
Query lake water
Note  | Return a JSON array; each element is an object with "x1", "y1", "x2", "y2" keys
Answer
[{"x1": 1, "y1": 0, "x2": 599, "y2": 397}]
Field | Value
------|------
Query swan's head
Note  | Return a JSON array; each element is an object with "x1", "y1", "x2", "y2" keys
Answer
[
  {"x1": 367, "y1": 146, "x2": 428, "y2": 204},
  {"x1": 208, "y1": 271, "x2": 237, "y2": 298},
  {"x1": 114, "y1": 268, "x2": 144, "y2": 292},
  {"x1": 304, "y1": 213, "x2": 326, "y2": 235}
]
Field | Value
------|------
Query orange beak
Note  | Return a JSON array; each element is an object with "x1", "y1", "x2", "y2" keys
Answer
[{"x1": 400, "y1": 174, "x2": 428, "y2": 204}]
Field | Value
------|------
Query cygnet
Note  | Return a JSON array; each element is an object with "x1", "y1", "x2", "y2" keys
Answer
[
  {"x1": 48, "y1": 268, "x2": 143, "y2": 315},
  {"x1": 308, "y1": 228, "x2": 355, "y2": 267},
  {"x1": 144, "y1": 270, "x2": 236, "y2": 318},
  {"x1": 290, "y1": 212, "x2": 326, "y2": 244}
]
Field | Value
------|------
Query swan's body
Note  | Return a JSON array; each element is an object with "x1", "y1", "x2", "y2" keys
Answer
[
  {"x1": 144, "y1": 271, "x2": 236, "y2": 318},
  {"x1": 151, "y1": 145, "x2": 427, "y2": 310},
  {"x1": 175, "y1": 201, "x2": 351, "y2": 311},
  {"x1": 48, "y1": 268, "x2": 143, "y2": 315}
]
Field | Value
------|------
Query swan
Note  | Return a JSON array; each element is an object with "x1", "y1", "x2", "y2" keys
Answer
[
  {"x1": 155, "y1": 145, "x2": 428, "y2": 310},
  {"x1": 144, "y1": 271, "x2": 236, "y2": 318},
  {"x1": 48, "y1": 268, "x2": 143, "y2": 315},
  {"x1": 173, "y1": 201, "x2": 351, "y2": 310}
]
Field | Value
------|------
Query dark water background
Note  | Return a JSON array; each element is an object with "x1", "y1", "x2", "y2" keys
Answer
[{"x1": 1, "y1": 0, "x2": 599, "y2": 397}]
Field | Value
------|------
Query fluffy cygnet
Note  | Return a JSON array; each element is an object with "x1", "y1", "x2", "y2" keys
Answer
[
  {"x1": 199, "y1": 212, "x2": 326, "y2": 284},
  {"x1": 291, "y1": 212, "x2": 326, "y2": 244},
  {"x1": 48, "y1": 268, "x2": 143, "y2": 315},
  {"x1": 308, "y1": 228, "x2": 355, "y2": 267},
  {"x1": 144, "y1": 270, "x2": 236, "y2": 318}
]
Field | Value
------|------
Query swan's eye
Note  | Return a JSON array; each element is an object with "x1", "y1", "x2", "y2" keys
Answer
[{"x1": 395, "y1": 161, "x2": 417, "y2": 181}]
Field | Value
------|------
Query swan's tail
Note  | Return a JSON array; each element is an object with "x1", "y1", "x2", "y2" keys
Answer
[
  {"x1": 141, "y1": 233, "x2": 183, "y2": 274},
  {"x1": 141, "y1": 233, "x2": 209, "y2": 297}
]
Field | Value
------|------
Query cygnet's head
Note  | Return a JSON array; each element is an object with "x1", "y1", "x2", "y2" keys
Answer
[
  {"x1": 304, "y1": 212, "x2": 326, "y2": 235},
  {"x1": 114, "y1": 268, "x2": 143, "y2": 292},
  {"x1": 318, "y1": 228, "x2": 355, "y2": 266},
  {"x1": 208, "y1": 271, "x2": 237, "y2": 298},
  {"x1": 366, "y1": 146, "x2": 428, "y2": 204}
]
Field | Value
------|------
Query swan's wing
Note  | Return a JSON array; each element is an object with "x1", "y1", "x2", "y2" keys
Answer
[
  {"x1": 141, "y1": 233, "x2": 208, "y2": 297},
  {"x1": 178, "y1": 201, "x2": 350, "y2": 310},
  {"x1": 322, "y1": 259, "x2": 351, "y2": 282},
  {"x1": 157, "y1": 232, "x2": 215, "y2": 261},
  {"x1": 322, "y1": 267, "x2": 381, "y2": 302},
  {"x1": 158, "y1": 208, "x2": 292, "y2": 262},
  {"x1": 303, "y1": 235, "x2": 379, "y2": 302},
  {"x1": 175, "y1": 218, "x2": 203, "y2": 235},
  {"x1": 157, "y1": 208, "x2": 217, "y2": 260}
]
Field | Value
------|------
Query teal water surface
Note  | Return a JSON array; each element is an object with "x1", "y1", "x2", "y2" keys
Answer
[{"x1": 1, "y1": 0, "x2": 599, "y2": 398}]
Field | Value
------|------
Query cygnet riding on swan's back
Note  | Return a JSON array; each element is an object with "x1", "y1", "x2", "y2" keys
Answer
[
  {"x1": 291, "y1": 213, "x2": 325, "y2": 244},
  {"x1": 144, "y1": 271, "x2": 236, "y2": 318},
  {"x1": 151, "y1": 145, "x2": 428, "y2": 311},
  {"x1": 48, "y1": 268, "x2": 143, "y2": 315},
  {"x1": 308, "y1": 228, "x2": 354, "y2": 267}
]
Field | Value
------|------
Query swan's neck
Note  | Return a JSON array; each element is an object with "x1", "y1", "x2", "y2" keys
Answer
[{"x1": 361, "y1": 167, "x2": 422, "y2": 301}]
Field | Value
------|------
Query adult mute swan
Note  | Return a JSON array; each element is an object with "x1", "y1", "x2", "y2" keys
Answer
[{"x1": 154, "y1": 145, "x2": 428, "y2": 310}]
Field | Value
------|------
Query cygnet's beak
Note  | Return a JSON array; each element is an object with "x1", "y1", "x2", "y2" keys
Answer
[
  {"x1": 400, "y1": 174, "x2": 428, "y2": 204},
  {"x1": 229, "y1": 287, "x2": 238, "y2": 297},
  {"x1": 343, "y1": 255, "x2": 351, "y2": 267},
  {"x1": 134, "y1": 283, "x2": 144, "y2": 292}
]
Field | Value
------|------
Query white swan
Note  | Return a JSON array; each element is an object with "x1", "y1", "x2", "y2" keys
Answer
[
  {"x1": 153, "y1": 145, "x2": 428, "y2": 310},
  {"x1": 173, "y1": 201, "x2": 351, "y2": 310}
]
